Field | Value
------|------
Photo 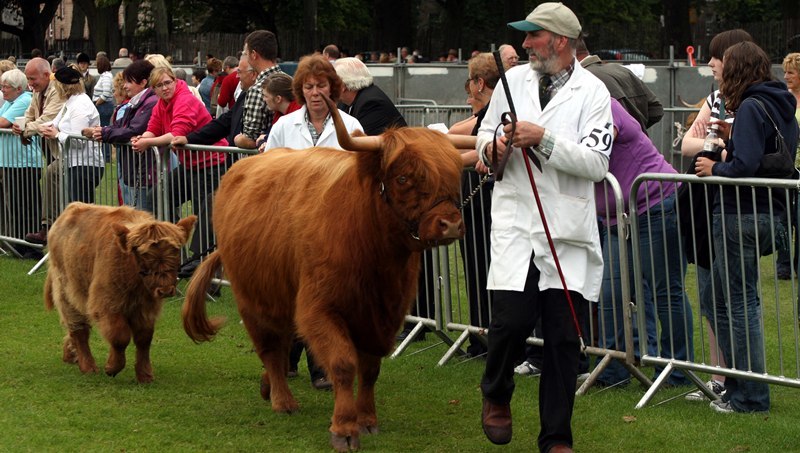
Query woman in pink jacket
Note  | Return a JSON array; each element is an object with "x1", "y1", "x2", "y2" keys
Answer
[{"x1": 132, "y1": 66, "x2": 227, "y2": 277}]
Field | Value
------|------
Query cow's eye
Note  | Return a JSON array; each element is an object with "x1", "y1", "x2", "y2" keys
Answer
[{"x1": 397, "y1": 175, "x2": 407, "y2": 184}]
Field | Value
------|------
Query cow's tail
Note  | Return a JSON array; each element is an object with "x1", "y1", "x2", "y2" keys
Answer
[
  {"x1": 182, "y1": 251, "x2": 227, "y2": 342},
  {"x1": 43, "y1": 272, "x2": 54, "y2": 311}
]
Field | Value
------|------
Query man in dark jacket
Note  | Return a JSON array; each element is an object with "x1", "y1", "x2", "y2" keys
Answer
[
  {"x1": 576, "y1": 37, "x2": 663, "y2": 133},
  {"x1": 172, "y1": 55, "x2": 259, "y2": 166},
  {"x1": 334, "y1": 57, "x2": 407, "y2": 136}
]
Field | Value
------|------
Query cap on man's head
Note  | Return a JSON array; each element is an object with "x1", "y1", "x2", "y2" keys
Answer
[
  {"x1": 54, "y1": 66, "x2": 82, "y2": 85},
  {"x1": 507, "y1": 2, "x2": 581, "y2": 39},
  {"x1": 76, "y1": 52, "x2": 90, "y2": 64}
]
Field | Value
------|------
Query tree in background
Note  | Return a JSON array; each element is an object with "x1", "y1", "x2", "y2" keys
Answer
[{"x1": 0, "y1": 0, "x2": 61, "y2": 53}]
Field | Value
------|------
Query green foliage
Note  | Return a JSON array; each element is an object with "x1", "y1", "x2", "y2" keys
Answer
[
  {"x1": 581, "y1": 0, "x2": 661, "y2": 25},
  {"x1": 712, "y1": 0, "x2": 784, "y2": 23}
]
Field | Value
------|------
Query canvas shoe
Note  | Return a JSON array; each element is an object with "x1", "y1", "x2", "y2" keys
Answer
[
  {"x1": 685, "y1": 380, "x2": 725, "y2": 401},
  {"x1": 710, "y1": 399, "x2": 735, "y2": 414},
  {"x1": 513, "y1": 361, "x2": 541, "y2": 376}
]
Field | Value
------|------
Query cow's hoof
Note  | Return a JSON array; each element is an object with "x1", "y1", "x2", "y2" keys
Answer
[
  {"x1": 136, "y1": 373, "x2": 154, "y2": 384},
  {"x1": 360, "y1": 425, "x2": 379, "y2": 435},
  {"x1": 330, "y1": 432, "x2": 360, "y2": 452}
]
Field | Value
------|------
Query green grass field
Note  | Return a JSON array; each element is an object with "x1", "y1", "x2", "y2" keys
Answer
[{"x1": 2, "y1": 255, "x2": 800, "y2": 452}]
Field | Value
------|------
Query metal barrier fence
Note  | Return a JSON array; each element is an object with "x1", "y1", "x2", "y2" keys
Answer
[
  {"x1": 632, "y1": 173, "x2": 800, "y2": 409},
  {"x1": 9, "y1": 124, "x2": 800, "y2": 411},
  {"x1": 395, "y1": 105, "x2": 473, "y2": 129}
]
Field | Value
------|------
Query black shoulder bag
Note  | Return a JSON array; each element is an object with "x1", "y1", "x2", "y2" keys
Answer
[{"x1": 750, "y1": 96, "x2": 797, "y2": 179}]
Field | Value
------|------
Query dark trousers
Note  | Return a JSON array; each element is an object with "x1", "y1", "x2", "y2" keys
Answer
[
  {"x1": 459, "y1": 171, "x2": 492, "y2": 355},
  {"x1": 289, "y1": 338, "x2": 326, "y2": 382},
  {"x1": 168, "y1": 165, "x2": 223, "y2": 261},
  {"x1": 67, "y1": 166, "x2": 104, "y2": 204},
  {"x1": 480, "y1": 261, "x2": 585, "y2": 453}
]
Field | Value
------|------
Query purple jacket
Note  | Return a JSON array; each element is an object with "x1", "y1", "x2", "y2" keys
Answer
[
  {"x1": 102, "y1": 88, "x2": 159, "y2": 185},
  {"x1": 100, "y1": 88, "x2": 159, "y2": 143}
]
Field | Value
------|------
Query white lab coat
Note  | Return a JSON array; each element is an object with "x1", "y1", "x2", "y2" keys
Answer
[
  {"x1": 53, "y1": 93, "x2": 102, "y2": 168},
  {"x1": 476, "y1": 60, "x2": 613, "y2": 301},
  {"x1": 264, "y1": 105, "x2": 364, "y2": 150}
]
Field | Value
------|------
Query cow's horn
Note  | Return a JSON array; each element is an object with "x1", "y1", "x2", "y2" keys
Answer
[
  {"x1": 446, "y1": 134, "x2": 478, "y2": 150},
  {"x1": 323, "y1": 93, "x2": 382, "y2": 152}
]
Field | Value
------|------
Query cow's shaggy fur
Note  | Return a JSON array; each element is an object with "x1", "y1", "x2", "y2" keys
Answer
[
  {"x1": 182, "y1": 127, "x2": 464, "y2": 451},
  {"x1": 45, "y1": 202, "x2": 196, "y2": 383}
]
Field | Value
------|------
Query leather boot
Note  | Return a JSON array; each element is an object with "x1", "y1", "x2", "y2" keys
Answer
[{"x1": 481, "y1": 398, "x2": 512, "y2": 445}]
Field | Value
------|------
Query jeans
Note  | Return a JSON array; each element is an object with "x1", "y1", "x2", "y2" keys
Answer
[
  {"x1": 597, "y1": 193, "x2": 694, "y2": 385},
  {"x1": 711, "y1": 213, "x2": 771, "y2": 412},
  {"x1": 119, "y1": 179, "x2": 154, "y2": 214}
]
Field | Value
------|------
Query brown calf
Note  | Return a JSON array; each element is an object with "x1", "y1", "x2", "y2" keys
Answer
[{"x1": 45, "y1": 202, "x2": 196, "y2": 383}]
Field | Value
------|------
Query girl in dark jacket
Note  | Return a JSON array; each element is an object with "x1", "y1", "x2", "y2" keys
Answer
[{"x1": 695, "y1": 41, "x2": 799, "y2": 414}]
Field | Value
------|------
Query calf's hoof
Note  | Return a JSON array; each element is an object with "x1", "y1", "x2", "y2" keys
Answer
[
  {"x1": 136, "y1": 372, "x2": 154, "y2": 384},
  {"x1": 330, "y1": 432, "x2": 360, "y2": 452},
  {"x1": 260, "y1": 378, "x2": 270, "y2": 400},
  {"x1": 359, "y1": 425, "x2": 379, "y2": 435}
]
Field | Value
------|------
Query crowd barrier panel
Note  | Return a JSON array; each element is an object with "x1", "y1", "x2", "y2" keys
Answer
[
  {"x1": 395, "y1": 104, "x2": 473, "y2": 129},
  {"x1": 631, "y1": 173, "x2": 800, "y2": 408},
  {"x1": 393, "y1": 170, "x2": 652, "y2": 392},
  {"x1": 0, "y1": 129, "x2": 45, "y2": 257}
]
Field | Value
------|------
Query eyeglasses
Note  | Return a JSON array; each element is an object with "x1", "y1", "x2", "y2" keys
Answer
[
  {"x1": 154, "y1": 79, "x2": 174, "y2": 90},
  {"x1": 0, "y1": 84, "x2": 12, "y2": 90},
  {"x1": 236, "y1": 68, "x2": 255, "y2": 74}
]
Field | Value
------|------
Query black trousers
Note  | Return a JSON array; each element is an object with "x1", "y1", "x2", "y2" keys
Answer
[{"x1": 480, "y1": 260, "x2": 586, "y2": 453}]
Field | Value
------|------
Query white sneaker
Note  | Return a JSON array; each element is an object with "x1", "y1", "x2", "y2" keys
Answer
[
  {"x1": 710, "y1": 399, "x2": 735, "y2": 414},
  {"x1": 513, "y1": 361, "x2": 542, "y2": 376},
  {"x1": 685, "y1": 380, "x2": 725, "y2": 401}
]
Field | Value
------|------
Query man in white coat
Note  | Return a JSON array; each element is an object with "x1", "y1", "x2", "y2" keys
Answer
[{"x1": 475, "y1": 3, "x2": 613, "y2": 453}]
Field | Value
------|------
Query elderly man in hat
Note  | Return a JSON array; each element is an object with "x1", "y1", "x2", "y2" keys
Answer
[{"x1": 475, "y1": 3, "x2": 613, "y2": 452}]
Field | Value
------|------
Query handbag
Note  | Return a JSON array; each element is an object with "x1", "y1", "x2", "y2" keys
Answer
[{"x1": 749, "y1": 96, "x2": 797, "y2": 179}]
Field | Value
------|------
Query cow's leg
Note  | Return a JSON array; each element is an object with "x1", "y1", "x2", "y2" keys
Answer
[
  {"x1": 69, "y1": 324, "x2": 98, "y2": 374},
  {"x1": 132, "y1": 325, "x2": 155, "y2": 383},
  {"x1": 96, "y1": 313, "x2": 131, "y2": 378},
  {"x1": 238, "y1": 304, "x2": 298, "y2": 413},
  {"x1": 297, "y1": 309, "x2": 360, "y2": 451},
  {"x1": 356, "y1": 351, "x2": 381, "y2": 435}
]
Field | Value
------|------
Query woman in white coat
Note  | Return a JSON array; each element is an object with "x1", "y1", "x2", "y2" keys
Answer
[
  {"x1": 264, "y1": 54, "x2": 362, "y2": 151},
  {"x1": 39, "y1": 66, "x2": 103, "y2": 204},
  {"x1": 262, "y1": 54, "x2": 363, "y2": 391}
]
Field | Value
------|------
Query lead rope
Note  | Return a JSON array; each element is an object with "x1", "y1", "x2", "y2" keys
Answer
[{"x1": 499, "y1": 110, "x2": 586, "y2": 352}]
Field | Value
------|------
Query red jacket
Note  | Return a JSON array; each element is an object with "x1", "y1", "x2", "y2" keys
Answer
[
  {"x1": 147, "y1": 79, "x2": 226, "y2": 169},
  {"x1": 216, "y1": 71, "x2": 240, "y2": 110},
  {"x1": 273, "y1": 100, "x2": 302, "y2": 124}
]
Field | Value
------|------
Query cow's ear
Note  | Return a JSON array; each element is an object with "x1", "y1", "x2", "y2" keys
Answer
[
  {"x1": 111, "y1": 223, "x2": 132, "y2": 252},
  {"x1": 177, "y1": 215, "x2": 198, "y2": 243}
]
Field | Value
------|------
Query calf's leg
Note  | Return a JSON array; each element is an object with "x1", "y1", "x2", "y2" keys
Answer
[
  {"x1": 97, "y1": 313, "x2": 131, "y2": 377},
  {"x1": 132, "y1": 326, "x2": 155, "y2": 383},
  {"x1": 69, "y1": 324, "x2": 98, "y2": 374}
]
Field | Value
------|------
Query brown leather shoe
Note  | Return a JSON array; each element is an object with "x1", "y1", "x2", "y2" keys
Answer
[
  {"x1": 481, "y1": 398, "x2": 512, "y2": 445},
  {"x1": 25, "y1": 227, "x2": 48, "y2": 245},
  {"x1": 547, "y1": 445, "x2": 574, "y2": 453}
]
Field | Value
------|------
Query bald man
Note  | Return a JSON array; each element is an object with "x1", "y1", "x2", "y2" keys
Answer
[{"x1": 12, "y1": 57, "x2": 66, "y2": 245}]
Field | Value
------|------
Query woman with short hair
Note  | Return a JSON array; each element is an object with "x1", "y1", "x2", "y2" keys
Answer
[{"x1": 265, "y1": 54, "x2": 362, "y2": 150}]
